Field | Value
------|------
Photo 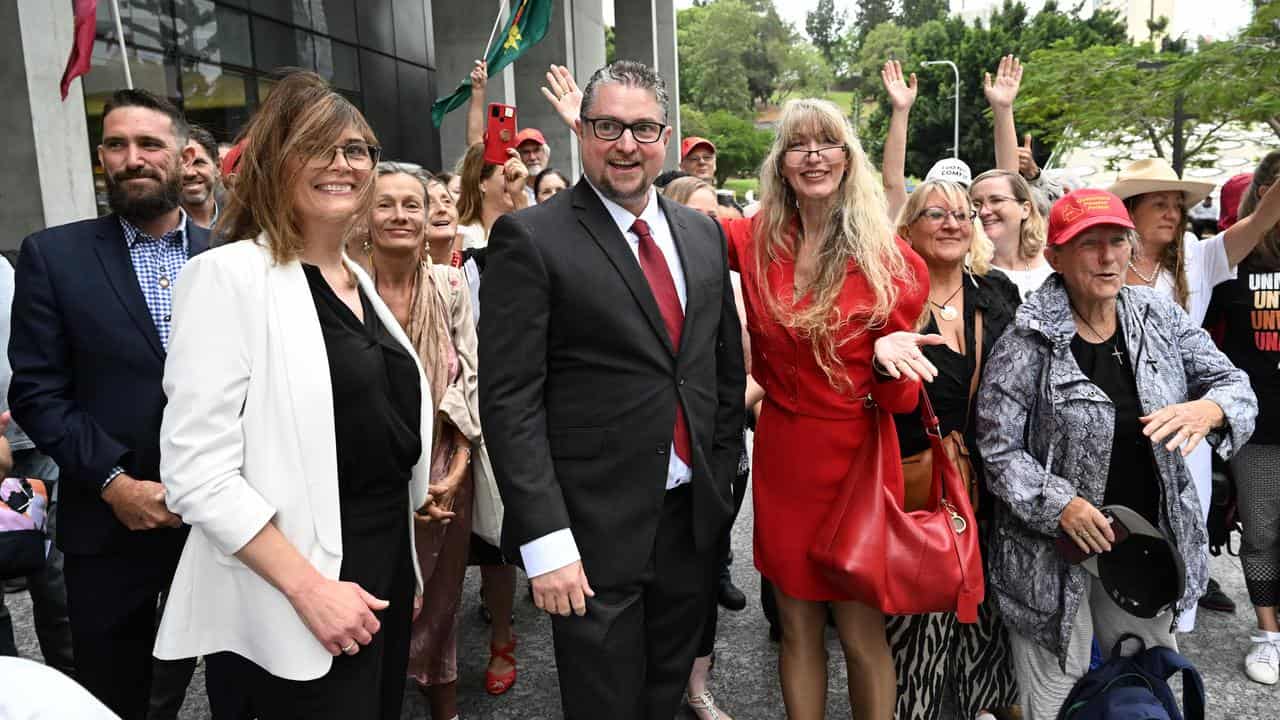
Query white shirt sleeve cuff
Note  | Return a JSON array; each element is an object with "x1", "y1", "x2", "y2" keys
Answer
[{"x1": 520, "y1": 528, "x2": 581, "y2": 578}]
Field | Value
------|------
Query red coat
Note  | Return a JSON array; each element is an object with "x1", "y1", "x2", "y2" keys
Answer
[{"x1": 723, "y1": 216, "x2": 929, "y2": 600}]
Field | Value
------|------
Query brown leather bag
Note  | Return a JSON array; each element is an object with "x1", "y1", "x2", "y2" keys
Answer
[{"x1": 902, "y1": 310, "x2": 982, "y2": 513}]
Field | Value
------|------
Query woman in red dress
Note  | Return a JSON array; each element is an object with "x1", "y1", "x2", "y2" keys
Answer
[{"x1": 721, "y1": 99, "x2": 939, "y2": 719}]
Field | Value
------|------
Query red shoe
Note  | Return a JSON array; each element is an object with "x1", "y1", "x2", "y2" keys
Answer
[{"x1": 485, "y1": 636, "x2": 517, "y2": 695}]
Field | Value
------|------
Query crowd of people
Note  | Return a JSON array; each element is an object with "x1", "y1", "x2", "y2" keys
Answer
[{"x1": 0, "y1": 49, "x2": 1277, "y2": 720}]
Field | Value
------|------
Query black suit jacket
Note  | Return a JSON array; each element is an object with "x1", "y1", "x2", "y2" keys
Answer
[
  {"x1": 478, "y1": 181, "x2": 746, "y2": 589},
  {"x1": 8, "y1": 213, "x2": 209, "y2": 556}
]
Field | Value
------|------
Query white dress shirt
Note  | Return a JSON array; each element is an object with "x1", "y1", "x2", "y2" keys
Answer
[{"x1": 519, "y1": 181, "x2": 693, "y2": 579}]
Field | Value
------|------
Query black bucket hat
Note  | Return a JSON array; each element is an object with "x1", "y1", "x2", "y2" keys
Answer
[{"x1": 1082, "y1": 505, "x2": 1186, "y2": 619}]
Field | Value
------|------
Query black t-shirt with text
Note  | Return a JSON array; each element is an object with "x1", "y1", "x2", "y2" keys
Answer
[{"x1": 1207, "y1": 258, "x2": 1280, "y2": 445}]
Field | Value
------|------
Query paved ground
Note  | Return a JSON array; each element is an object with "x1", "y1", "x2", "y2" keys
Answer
[{"x1": 8, "y1": 487, "x2": 1278, "y2": 718}]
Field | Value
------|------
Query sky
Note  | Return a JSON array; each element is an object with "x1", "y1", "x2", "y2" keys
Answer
[{"x1": 661, "y1": 0, "x2": 1253, "y2": 43}]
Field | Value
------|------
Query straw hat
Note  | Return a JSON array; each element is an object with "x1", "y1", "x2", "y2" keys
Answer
[{"x1": 1107, "y1": 158, "x2": 1214, "y2": 208}]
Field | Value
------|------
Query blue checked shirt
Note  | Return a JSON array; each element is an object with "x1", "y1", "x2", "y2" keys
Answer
[{"x1": 119, "y1": 210, "x2": 190, "y2": 351}]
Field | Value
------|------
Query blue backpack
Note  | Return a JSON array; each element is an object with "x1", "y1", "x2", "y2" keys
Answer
[{"x1": 1056, "y1": 634, "x2": 1205, "y2": 720}]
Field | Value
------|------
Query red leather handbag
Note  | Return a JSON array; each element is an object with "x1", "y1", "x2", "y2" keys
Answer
[{"x1": 808, "y1": 391, "x2": 985, "y2": 622}]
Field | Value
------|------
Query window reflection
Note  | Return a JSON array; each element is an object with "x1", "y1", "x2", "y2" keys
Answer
[
  {"x1": 252, "y1": 16, "x2": 316, "y2": 72},
  {"x1": 182, "y1": 62, "x2": 252, "y2": 141},
  {"x1": 95, "y1": 0, "x2": 174, "y2": 52},
  {"x1": 175, "y1": 1, "x2": 252, "y2": 67},
  {"x1": 315, "y1": 37, "x2": 360, "y2": 92}
]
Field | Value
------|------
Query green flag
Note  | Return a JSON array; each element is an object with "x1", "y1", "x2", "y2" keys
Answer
[{"x1": 431, "y1": 0, "x2": 555, "y2": 128}]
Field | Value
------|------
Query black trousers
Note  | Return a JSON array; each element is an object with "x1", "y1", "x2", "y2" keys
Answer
[
  {"x1": 699, "y1": 466, "x2": 751, "y2": 657},
  {"x1": 62, "y1": 548, "x2": 193, "y2": 720},
  {"x1": 551, "y1": 485, "x2": 714, "y2": 720}
]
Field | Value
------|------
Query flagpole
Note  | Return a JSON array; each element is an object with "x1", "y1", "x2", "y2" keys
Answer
[
  {"x1": 482, "y1": 0, "x2": 510, "y2": 61},
  {"x1": 109, "y1": 0, "x2": 134, "y2": 89}
]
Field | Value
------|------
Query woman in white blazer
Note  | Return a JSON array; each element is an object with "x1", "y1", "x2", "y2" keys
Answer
[{"x1": 154, "y1": 72, "x2": 433, "y2": 720}]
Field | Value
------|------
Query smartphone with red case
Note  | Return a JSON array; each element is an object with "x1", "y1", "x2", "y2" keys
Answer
[{"x1": 484, "y1": 103, "x2": 518, "y2": 166}]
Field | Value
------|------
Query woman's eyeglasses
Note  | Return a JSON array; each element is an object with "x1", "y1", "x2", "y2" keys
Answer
[
  {"x1": 309, "y1": 142, "x2": 381, "y2": 170},
  {"x1": 916, "y1": 207, "x2": 978, "y2": 224},
  {"x1": 781, "y1": 145, "x2": 847, "y2": 168}
]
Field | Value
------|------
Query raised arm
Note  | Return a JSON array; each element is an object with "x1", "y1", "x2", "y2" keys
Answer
[
  {"x1": 541, "y1": 64, "x2": 583, "y2": 132},
  {"x1": 984, "y1": 54, "x2": 1022, "y2": 172},
  {"x1": 466, "y1": 60, "x2": 488, "y2": 148},
  {"x1": 880, "y1": 60, "x2": 917, "y2": 222},
  {"x1": 1222, "y1": 178, "x2": 1280, "y2": 266}
]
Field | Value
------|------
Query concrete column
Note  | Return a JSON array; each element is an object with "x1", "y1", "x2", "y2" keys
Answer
[
  {"x1": 1, "y1": 0, "x2": 96, "y2": 251},
  {"x1": 432, "y1": 0, "x2": 517, "y2": 173},
  {"x1": 611, "y1": 0, "x2": 681, "y2": 170},
  {"x1": 654, "y1": 0, "x2": 681, "y2": 172},
  {"x1": 514, "y1": 0, "x2": 608, "y2": 183}
]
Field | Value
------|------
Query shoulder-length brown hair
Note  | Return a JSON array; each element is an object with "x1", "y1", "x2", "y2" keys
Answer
[
  {"x1": 455, "y1": 143, "x2": 501, "y2": 227},
  {"x1": 215, "y1": 70, "x2": 378, "y2": 263},
  {"x1": 1124, "y1": 193, "x2": 1190, "y2": 310}
]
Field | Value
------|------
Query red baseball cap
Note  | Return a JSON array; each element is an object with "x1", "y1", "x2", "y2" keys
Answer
[
  {"x1": 1218, "y1": 173, "x2": 1253, "y2": 232},
  {"x1": 681, "y1": 136, "x2": 715, "y2": 161},
  {"x1": 514, "y1": 128, "x2": 546, "y2": 147},
  {"x1": 220, "y1": 139, "x2": 247, "y2": 176},
  {"x1": 1047, "y1": 188, "x2": 1135, "y2": 247}
]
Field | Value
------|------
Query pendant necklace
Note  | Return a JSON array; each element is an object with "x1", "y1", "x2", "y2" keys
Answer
[
  {"x1": 1071, "y1": 303, "x2": 1125, "y2": 366},
  {"x1": 1128, "y1": 260, "x2": 1158, "y2": 286},
  {"x1": 931, "y1": 284, "x2": 962, "y2": 321}
]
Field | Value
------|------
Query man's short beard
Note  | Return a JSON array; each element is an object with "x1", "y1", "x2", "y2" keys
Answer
[
  {"x1": 107, "y1": 166, "x2": 182, "y2": 223},
  {"x1": 181, "y1": 184, "x2": 212, "y2": 207}
]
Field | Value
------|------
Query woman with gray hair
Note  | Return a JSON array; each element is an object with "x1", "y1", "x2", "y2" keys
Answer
[
  {"x1": 367, "y1": 162, "x2": 487, "y2": 719},
  {"x1": 976, "y1": 188, "x2": 1257, "y2": 719}
]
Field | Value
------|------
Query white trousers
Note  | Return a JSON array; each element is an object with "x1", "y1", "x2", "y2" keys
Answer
[{"x1": 1008, "y1": 578, "x2": 1177, "y2": 720}]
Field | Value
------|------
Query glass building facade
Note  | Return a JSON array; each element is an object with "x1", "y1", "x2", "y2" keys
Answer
[{"x1": 84, "y1": 0, "x2": 441, "y2": 195}]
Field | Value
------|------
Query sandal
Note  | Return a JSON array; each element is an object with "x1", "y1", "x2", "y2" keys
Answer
[
  {"x1": 485, "y1": 636, "x2": 517, "y2": 695},
  {"x1": 684, "y1": 690, "x2": 733, "y2": 720}
]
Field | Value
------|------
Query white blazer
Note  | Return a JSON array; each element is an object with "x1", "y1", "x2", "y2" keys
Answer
[{"x1": 153, "y1": 239, "x2": 432, "y2": 681}]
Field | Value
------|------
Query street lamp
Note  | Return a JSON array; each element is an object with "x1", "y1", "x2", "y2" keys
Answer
[{"x1": 922, "y1": 60, "x2": 960, "y2": 159}]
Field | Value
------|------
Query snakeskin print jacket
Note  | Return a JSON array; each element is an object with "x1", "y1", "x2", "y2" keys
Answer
[{"x1": 975, "y1": 274, "x2": 1256, "y2": 665}]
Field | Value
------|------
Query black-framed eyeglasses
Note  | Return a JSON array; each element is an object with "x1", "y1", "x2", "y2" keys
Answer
[
  {"x1": 916, "y1": 206, "x2": 978, "y2": 224},
  {"x1": 581, "y1": 116, "x2": 667, "y2": 144},
  {"x1": 310, "y1": 142, "x2": 381, "y2": 170},
  {"x1": 781, "y1": 145, "x2": 847, "y2": 168}
]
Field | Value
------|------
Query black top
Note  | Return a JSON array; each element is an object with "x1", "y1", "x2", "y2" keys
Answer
[
  {"x1": 895, "y1": 269, "x2": 1022, "y2": 458},
  {"x1": 303, "y1": 264, "x2": 421, "y2": 512},
  {"x1": 1206, "y1": 258, "x2": 1280, "y2": 445},
  {"x1": 1070, "y1": 325, "x2": 1161, "y2": 526}
]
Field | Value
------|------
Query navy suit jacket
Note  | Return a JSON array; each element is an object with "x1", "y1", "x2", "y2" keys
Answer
[{"x1": 8, "y1": 213, "x2": 209, "y2": 556}]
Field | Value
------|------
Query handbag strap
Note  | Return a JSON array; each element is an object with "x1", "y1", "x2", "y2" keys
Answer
[{"x1": 963, "y1": 308, "x2": 984, "y2": 433}]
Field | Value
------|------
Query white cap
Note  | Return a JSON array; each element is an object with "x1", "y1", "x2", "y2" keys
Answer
[{"x1": 924, "y1": 158, "x2": 972, "y2": 187}]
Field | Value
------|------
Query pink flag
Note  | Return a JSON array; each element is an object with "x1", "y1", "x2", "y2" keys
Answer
[{"x1": 61, "y1": 0, "x2": 98, "y2": 100}]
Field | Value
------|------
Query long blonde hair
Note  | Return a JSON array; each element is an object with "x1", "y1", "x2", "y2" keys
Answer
[
  {"x1": 970, "y1": 169, "x2": 1046, "y2": 263},
  {"x1": 455, "y1": 143, "x2": 500, "y2": 227},
  {"x1": 896, "y1": 179, "x2": 993, "y2": 275},
  {"x1": 753, "y1": 98, "x2": 915, "y2": 391}
]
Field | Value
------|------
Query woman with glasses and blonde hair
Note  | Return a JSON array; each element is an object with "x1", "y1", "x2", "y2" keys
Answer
[
  {"x1": 887, "y1": 179, "x2": 1022, "y2": 720},
  {"x1": 155, "y1": 72, "x2": 434, "y2": 719},
  {"x1": 970, "y1": 169, "x2": 1051, "y2": 301},
  {"x1": 720, "y1": 98, "x2": 939, "y2": 719}
]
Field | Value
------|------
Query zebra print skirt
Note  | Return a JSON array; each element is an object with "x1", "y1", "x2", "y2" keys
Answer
[{"x1": 887, "y1": 597, "x2": 1019, "y2": 720}]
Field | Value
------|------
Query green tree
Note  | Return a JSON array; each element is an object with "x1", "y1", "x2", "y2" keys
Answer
[
  {"x1": 854, "y1": 0, "x2": 895, "y2": 48},
  {"x1": 772, "y1": 42, "x2": 834, "y2": 103},
  {"x1": 679, "y1": 106, "x2": 771, "y2": 184},
  {"x1": 805, "y1": 0, "x2": 846, "y2": 63},
  {"x1": 1018, "y1": 37, "x2": 1280, "y2": 177},
  {"x1": 899, "y1": 0, "x2": 949, "y2": 28},
  {"x1": 857, "y1": 1, "x2": 1130, "y2": 177},
  {"x1": 677, "y1": 1, "x2": 754, "y2": 113}
]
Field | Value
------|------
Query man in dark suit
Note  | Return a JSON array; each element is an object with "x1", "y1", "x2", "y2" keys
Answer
[
  {"x1": 8, "y1": 89, "x2": 207, "y2": 719},
  {"x1": 478, "y1": 61, "x2": 746, "y2": 718}
]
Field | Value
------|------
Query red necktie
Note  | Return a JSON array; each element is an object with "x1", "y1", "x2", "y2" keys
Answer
[{"x1": 631, "y1": 218, "x2": 692, "y2": 466}]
